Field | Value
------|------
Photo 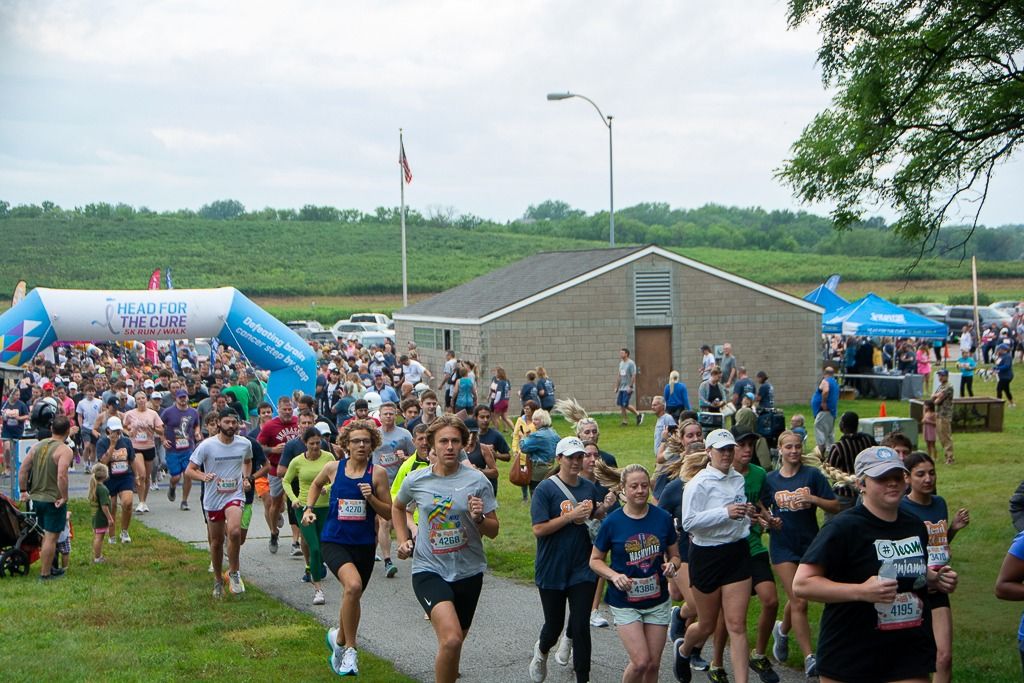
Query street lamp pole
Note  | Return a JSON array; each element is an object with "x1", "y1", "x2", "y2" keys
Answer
[{"x1": 547, "y1": 92, "x2": 615, "y2": 247}]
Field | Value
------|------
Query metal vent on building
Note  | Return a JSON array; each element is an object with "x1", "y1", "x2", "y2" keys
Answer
[{"x1": 634, "y1": 271, "x2": 672, "y2": 317}]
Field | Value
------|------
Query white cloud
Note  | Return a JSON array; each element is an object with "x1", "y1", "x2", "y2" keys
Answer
[{"x1": 151, "y1": 128, "x2": 244, "y2": 152}]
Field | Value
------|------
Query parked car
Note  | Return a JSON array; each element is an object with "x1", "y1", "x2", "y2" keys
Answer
[
  {"x1": 359, "y1": 332, "x2": 395, "y2": 350},
  {"x1": 991, "y1": 300, "x2": 1022, "y2": 314},
  {"x1": 901, "y1": 303, "x2": 948, "y2": 323},
  {"x1": 285, "y1": 320, "x2": 325, "y2": 340},
  {"x1": 331, "y1": 321, "x2": 377, "y2": 340},
  {"x1": 349, "y1": 313, "x2": 393, "y2": 328},
  {"x1": 307, "y1": 331, "x2": 337, "y2": 346},
  {"x1": 943, "y1": 305, "x2": 1013, "y2": 341}
]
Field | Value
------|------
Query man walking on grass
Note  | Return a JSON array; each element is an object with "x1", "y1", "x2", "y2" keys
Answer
[
  {"x1": 19, "y1": 416, "x2": 74, "y2": 581},
  {"x1": 614, "y1": 348, "x2": 642, "y2": 426}
]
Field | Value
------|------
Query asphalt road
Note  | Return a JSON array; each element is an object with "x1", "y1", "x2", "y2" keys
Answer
[{"x1": 112, "y1": 474, "x2": 806, "y2": 683}]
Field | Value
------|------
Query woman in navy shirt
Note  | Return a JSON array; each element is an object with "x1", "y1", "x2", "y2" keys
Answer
[
  {"x1": 591, "y1": 463, "x2": 680, "y2": 683},
  {"x1": 764, "y1": 431, "x2": 839, "y2": 677}
]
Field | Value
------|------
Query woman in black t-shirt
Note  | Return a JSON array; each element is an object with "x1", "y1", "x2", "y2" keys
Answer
[{"x1": 793, "y1": 446, "x2": 958, "y2": 683}]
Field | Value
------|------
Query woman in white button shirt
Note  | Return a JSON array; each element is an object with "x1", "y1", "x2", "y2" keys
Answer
[{"x1": 673, "y1": 428, "x2": 761, "y2": 683}]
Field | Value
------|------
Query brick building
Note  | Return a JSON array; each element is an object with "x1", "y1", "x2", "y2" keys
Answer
[{"x1": 393, "y1": 245, "x2": 822, "y2": 413}]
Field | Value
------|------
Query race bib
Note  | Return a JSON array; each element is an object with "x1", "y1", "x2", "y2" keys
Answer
[
  {"x1": 134, "y1": 431, "x2": 148, "y2": 443},
  {"x1": 927, "y1": 544, "x2": 950, "y2": 567},
  {"x1": 877, "y1": 592, "x2": 924, "y2": 630},
  {"x1": 378, "y1": 451, "x2": 399, "y2": 467},
  {"x1": 175, "y1": 436, "x2": 189, "y2": 449},
  {"x1": 216, "y1": 478, "x2": 238, "y2": 492},
  {"x1": 430, "y1": 526, "x2": 466, "y2": 554},
  {"x1": 337, "y1": 498, "x2": 366, "y2": 521},
  {"x1": 626, "y1": 575, "x2": 661, "y2": 603},
  {"x1": 110, "y1": 461, "x2": 129, "y2": 475}
]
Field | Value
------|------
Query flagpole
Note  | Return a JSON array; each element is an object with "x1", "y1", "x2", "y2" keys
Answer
[{"x1": 400, "y1": 129, "x2": 409, "y2": 308}]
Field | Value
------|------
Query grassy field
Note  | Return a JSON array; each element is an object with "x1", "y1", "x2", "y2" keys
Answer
[
  {"x1": 0, "y1": 500, "x2": 414, "y2": 683},
  {"x1": 1, "y1": 218, "x2": 1022, "y2": 323},
  {"x1": 483, "y1": 373, "x2": 1023, "y2": 682}
]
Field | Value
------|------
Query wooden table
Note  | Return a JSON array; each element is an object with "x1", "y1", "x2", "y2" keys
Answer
[{"x1": 909, "y1": 397, "x2": 1006, "y2": 432}]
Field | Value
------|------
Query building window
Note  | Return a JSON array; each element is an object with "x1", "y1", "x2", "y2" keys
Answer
[
  {"x1": 413, "y1": 326, "x2": 462, "y2": 352},
  {"x1": 413, "y1": 327, "x2": 436, "y2": 348}
]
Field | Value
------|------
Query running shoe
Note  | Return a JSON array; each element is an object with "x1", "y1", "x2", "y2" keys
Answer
[
  {"x1": 375, "y1": 553, "x2": 382, "y2": 562},
  {"x1": 313, "y1": 589, "x2": 325, "y2": 605},
  {"x1": 291, "y1": 542, "x2": 303, "y2": 557},
  {"x1": 120, "y1": 530, "x2": 132, "y2": 544},
  {"x1": 151, "y1": 481, "x2": 160, "y2": 491},
  {"x1": 554, "y1": 635, "x2": 572, "y2": 666},
  {"x1": 108, "y1": 536, "x2": 116, "y2": 545},
  {"x1": 384, "y1": 559, "x2": 398, "y2": 578},
  {"x1": 330, "y1": 646, "x2": 357, "y2": 676},
  {"x1": 749, "y1": 653, "x2": 780, "y2": 683},
  {"x1": 804, "y1": 654, "x2": 818, "y2": 677},
  {"x1": 212, "y1": 581, "x2": 224, "y2": 598},
  {"x1": 690, "y1": 645, "x2": 709, "y2": 671},
  {"x1": 528, "y1": 640, "x2": 548, "y2": 683},
  {"x1": 208, "y1": 562, "x2": 214, "y2": 573},
  {"x1": 135, "y1": 502, "x2": 146, "y2": 514},
  {"x1": 589, "y1": 610, "x2": 609, "y2": 628},
  {"x1": 93, "y1": 556, "x2": 106, "y2": 564},
  {"x1": 167, "y1": 485, "x2": 176, "y2": 502},
  {"x1": 326, "y1": 627, "x2": 340, "y2": 653},
  {"x1": 142, "y1": 502, "x2": 150, "y2": 513},
  {"x1": 301, "y1": 569, "x2": 312, "y2": 583},
  {"x1": 669, "y1": 605, "x2": 685, "y2": 642},
  {"x1": 228, "y1": 571, "x2": 245, "y2": 595},
  {"x1": 39, "y1": 572, "x2": 64, "y2": 582},
  {"x1": 636, "y1": 413, "x2": 644, "y2": 426},
  {"x1": 180, "y1": 501, "x2": 190, "y2": 511},
  {"x1": 707, "y1": 667, "x2": 730, "y2": 683},
  {"x1": 269, "y1": 533, "x2": 279, "y2": 554},
  {"x1": 84, "y1": 464, "x2": 92, "y2": 474},
  {"x1": 772, "y1": 621, "x2": 789, "y2": 663},
  {"x1": 672, "y1": 638, "x2": 692, "y2": 683}
]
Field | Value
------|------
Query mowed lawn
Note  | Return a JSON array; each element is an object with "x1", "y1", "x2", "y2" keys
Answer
[
  {"x1": 484, "y1": 373, "x2": 1024, "y2": 682},
  {"x1": 0, "y1": 501, "x2": 415, "y2": 683}
]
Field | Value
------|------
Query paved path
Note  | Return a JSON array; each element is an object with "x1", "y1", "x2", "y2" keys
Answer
[{"x1": 123, "y1": 479, "x2": 803, "y2": 683}]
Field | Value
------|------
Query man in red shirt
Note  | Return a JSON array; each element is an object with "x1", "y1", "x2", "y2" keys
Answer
[{"x1": 256, "y1": 395, "x2": 302, "y2": 555}]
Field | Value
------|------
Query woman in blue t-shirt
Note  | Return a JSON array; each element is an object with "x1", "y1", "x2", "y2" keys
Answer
[
  {"x1": 590, "y1": 464, "x2": 680, "y2": 683},
  {"x1": 764, "y1": 430, "x2": 839, "y2": 677},
  {"x1": 528, "y1": 436, "x2": 604, "y2": 683},
  {"x1": 901, "y1": 451, "x2": 970, "y2": 683}
]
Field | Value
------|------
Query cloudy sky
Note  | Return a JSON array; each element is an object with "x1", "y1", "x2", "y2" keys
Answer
[{"x1": 2, "y1": 0, "x2": 1021, "y2": 225}]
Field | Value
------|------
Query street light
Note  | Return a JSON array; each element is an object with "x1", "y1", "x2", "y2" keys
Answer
[{"x1": 546, "y1": 91, "x2": 615, "y2": 246}]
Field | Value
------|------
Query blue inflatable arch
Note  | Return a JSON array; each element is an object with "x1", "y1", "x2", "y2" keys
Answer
[{"x1": 0, "y1": 287, "x2": 315, "y2": 404}]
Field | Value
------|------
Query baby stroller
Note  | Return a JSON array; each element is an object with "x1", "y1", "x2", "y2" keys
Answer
[{"x1": 0, "y1": 493, "x2": 41, "y2": 577}]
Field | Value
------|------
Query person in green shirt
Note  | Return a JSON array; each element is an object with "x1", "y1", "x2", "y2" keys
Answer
[
  {"x1": 284, "y1": 427, "x2": 334, "y2": 606},
  {"x1": 244, "y1": 369, "x2": 265, "y2": 417},
  {"x1": 222, "y1": 374, "x2": 251, "y2": 423},
  {"x1": 707, "y1": 428, "x2": 782, "y2": 683},
  {"x1": 89, "y1": 463, "x2": 115, "y2": 563}
]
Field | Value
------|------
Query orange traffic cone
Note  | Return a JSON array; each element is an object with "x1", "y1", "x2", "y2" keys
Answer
[{"x1": 879, "y1": 402, "x2": 887, "y2": 417}]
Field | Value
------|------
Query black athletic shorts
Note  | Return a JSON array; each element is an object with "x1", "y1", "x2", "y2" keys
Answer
[
  {"x1": 750, "y1": 552, "x2": 774, "y2": 590},
  {"x1": 412, "y1": 571, "x2": 484, "y2": 631},
  {"x1": 137, "y1": 447, "x2": 156, "y2": 462},
  {"x1": 322, "y1": 542, "x2": 376, "y2": 590},
  {"x1": 688, "y1": 539, "x2": 752, "y2": 594}
]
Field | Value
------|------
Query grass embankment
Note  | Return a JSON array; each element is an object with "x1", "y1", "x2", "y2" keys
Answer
[
  {"x1": 484, "y1": 373, "x2": 1022, "y2": 682},
  {"x1": 0, "y1": 500, "x2": 415, "y2": 683},
  {"x1": 1, "y1": 218, "x2": 1022, "y2": 323}
]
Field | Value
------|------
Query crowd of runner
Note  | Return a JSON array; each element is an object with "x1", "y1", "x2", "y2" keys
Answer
[{"x1": 5, "y1": 334, "x2": 1012, "y2": 682}]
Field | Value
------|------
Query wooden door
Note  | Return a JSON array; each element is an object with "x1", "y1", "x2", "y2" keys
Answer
[{"x1": 635, "y1": 327, "x2": 672, "y2": 411}]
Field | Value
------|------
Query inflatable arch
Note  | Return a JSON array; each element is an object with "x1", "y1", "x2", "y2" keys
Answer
[{"x1": 0, "y1": 287, "x2": 315, "y2": 405}]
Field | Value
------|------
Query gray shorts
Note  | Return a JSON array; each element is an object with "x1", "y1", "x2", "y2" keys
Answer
[
  {"x1": 268, "y1": 474, "x2": 284, "y2": 498},
  {"x1": 610, "y1": 598, "x2": 672, "y2": 626}
]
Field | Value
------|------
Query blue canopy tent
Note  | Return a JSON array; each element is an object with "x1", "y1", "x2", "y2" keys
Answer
[
  {"x1": 823, "y1": 293, "x2": 948, "y2": 338},
  {"x1": 804, "y1": 284, "x2": 849, "y2": 316}
]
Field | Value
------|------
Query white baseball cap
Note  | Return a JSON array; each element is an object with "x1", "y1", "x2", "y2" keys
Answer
[
  {"x1": 555, "y1": 436, "x2": 586, "y2": 458},
  {"x1": 106, "y1": 416, "x2": 124, "y2": 431},
  {"x1": 705, "y1": 428, "x2": 737, "y2": 449}
]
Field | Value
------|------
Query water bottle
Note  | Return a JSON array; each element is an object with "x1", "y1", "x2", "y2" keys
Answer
[{"x1": 874, "y1": 560, "x2": 898, "y2": 613}]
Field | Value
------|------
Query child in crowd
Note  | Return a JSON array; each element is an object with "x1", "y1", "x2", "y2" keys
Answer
[
  {"x1": 89, "y1": 463, "x2": 114, "y2": 563},
  {"x1": 790, "y1": 413, "x2": 807, "y2": 441},
  {"x1": 921, "y1": 400, "x2": 937, "y2": 460},
  {"x1": 55, "y1": 511, "x2": 72, "y2": 570}
]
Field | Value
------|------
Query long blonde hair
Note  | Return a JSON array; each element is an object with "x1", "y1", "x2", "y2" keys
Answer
[
  {"x1": 777, "y1": 429, "x2": 823, "y2": 468},
  {"x1": 679, "y1": 442, "x2": 711, "y2": 481},
  {"x1": 88, "y1": 463, "x2": 109, "y2": 504}
]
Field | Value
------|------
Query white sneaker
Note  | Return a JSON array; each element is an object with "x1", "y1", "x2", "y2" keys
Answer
[
  {"x1": 326, "y1": 627, "x2": 340, "y2": 654},
  {"x1": 337, "y1": 651, "x2": 358, "y2": 675},
  {"x1": 135, "y1": 503, "x2": 146, "y2": 514},
  {"x1": 120, "y1": 530, "x2": 132, "y2": 544},
  {"x1": 555, "y1": 635, "x2": 572, "y2": 666},
  {"x1": 151, "y1": 482, "x2": 160, "y2": 491},
  {"x1": 589, "y1": 610, "x2": 609, "y2": 628},
  {"x1": 529, "y1": 640, "x2": 548, "y2": 682},
  {"x1": 208, "y1": 562, "x2": 215, "y2": 573},
  {"x1": 228, "y1": 571, "x2": 245, "y2": 595},
  {"x1": 313, "y1": 589, "x2": 325, "y2": 605},
  {"x1": 212, "y1": 581, "x2": 224, "y2": 598},
  {"x1": 107, "y1": 536, "x2": 116, "y2": 545}
]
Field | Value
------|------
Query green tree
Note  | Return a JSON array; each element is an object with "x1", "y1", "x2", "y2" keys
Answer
[
  {"x1": 523, "y1": 200, "x2": 584, "y2": 221},
  {"x1": 199, "y1": 199, "x2": 245, "y2": 220},
  {"x1": 778, "y1": 0, "x2": 1024, "y2": 252}
]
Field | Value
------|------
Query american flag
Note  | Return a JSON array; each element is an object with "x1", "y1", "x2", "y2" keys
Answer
[{"x1": 400, "y1": 139, "x2": 413, "y2": 184}]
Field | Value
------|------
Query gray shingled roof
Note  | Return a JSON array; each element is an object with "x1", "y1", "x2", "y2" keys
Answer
[{"x1": 397, "y1": 245, "x2": 646, "y2": 320}]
